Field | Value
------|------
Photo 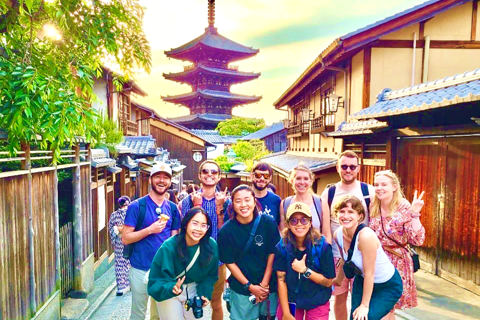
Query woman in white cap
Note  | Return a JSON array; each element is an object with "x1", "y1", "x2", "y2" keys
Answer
[{"x1": 275, "y1": 202, "x2": 335, "y2": 320}]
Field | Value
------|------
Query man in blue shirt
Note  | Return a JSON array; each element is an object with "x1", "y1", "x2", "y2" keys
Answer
[
  {"x1": 250, "y1": 162, "x2": 283, "y2": 231},
  {"x1": 123, "y1": 163, "x2": 181, "y2": 320}
]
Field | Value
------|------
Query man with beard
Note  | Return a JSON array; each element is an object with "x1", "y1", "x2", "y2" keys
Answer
[
  {"x1": 249, "y1": 162, "x2": 283, "y2": 230},
  {"x1": 123, "y1": 163, "x2": 181, "y2": 320},
  {"x1": 320, "y1": 150, "x2": 375, "y2": 320},
  {"x1": 178, "y1": 160, "x2": 227, "y2": 320}
]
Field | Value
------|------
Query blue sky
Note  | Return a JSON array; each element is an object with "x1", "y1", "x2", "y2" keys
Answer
[{"x1": 135, "y1": 0, "x2": 427, "y2": 125}]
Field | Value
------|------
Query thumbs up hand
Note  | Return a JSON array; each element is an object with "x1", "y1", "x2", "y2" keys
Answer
[{"x1": 291, "y1": 254, "x2": 307, "y2": 273}]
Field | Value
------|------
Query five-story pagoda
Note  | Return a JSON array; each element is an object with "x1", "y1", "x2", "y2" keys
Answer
[{"x1": 163, "y1": 0, "x2": 261, "y2": 130}]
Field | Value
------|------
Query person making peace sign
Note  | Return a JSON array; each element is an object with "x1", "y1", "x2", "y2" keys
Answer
[{"x1": 369, "y1": 170, "x2": 426, "y2": 317}]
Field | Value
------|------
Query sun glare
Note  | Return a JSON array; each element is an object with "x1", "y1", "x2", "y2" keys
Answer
[{"x1": 43, "y1": 23, "x2": 62, "y2": 41}]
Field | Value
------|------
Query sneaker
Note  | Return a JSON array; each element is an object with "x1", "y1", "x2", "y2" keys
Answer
[{"x1": 116, "y1": 291, "x2": 124, "y2": 296}]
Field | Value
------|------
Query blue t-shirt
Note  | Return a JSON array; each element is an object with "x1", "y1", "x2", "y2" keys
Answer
[
  {"x1": 124, "y1": 196, "x2": 181, "y2": 271},
  {"x1": 273, "y1": 237, "x2": 335, "y2": 310},
  {"x1": 257, "y1": 190, "x2": 281, "y2": 226}
]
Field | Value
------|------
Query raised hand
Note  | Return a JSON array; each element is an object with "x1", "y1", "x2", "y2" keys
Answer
[
  {"x1": 201, "y1": 296, "x2": 210, "y2": 307},
  {"x1": 191, "y1": 186, "x2": 203, "y2": 207},
  {"x1": 215, "y1": 187, "x2": 228, "y2": 206},
  {"x1": 172, "y1": 276, "x2": 185, "y2": 295},
  {"x1": 410, "y1": 190, "x2": 425, "y2": 214},
  {"x1": 291, "y1": 254, "x2": 307, "y2": 273}
]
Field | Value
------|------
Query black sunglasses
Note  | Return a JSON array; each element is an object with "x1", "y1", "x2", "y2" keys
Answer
[
  {"x1": 340, "y1": 165, "x2": 358, "y2": 171},
  {"x1": 201, "y1": 168, "x2": 219, "y2": 175},
  {"x1": 253, "y1": 172, "x2": 270, "y2": 179}
]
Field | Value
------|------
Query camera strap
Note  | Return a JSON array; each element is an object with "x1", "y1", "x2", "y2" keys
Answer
[{"x1": 176, "y1": 246, "x2": 200, "y2": 279}]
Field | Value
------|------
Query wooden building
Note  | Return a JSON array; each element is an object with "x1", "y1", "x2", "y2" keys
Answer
[
  {"x1": 329, "y1": 69, "x2": 480, "y2": 293},
  {"x1": 163, "y1": 0, "x2": 261, "y2": 130},
  {"x1": 272, "y1": 0, "x2": 480, "y2": 196}
]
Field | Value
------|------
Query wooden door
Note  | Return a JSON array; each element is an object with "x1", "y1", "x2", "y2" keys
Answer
[
  {"x1": 397, "y1": 136, "x2": 480, "y2": 290},
  {"x1": 397, "y1": 137, "x2": 445, "y2": 273}
]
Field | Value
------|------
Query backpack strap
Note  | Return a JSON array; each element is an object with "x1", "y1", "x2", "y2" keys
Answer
[
  {"x1": 346, "y1": 224, "x2": 366, "y2": 262},
  {"x1": 135, "y1": 196, "x2": 147, "y2": 231},
  {"x1": 176, "y1": 246, "x2": 200, "y2": 279},
  {"x1": 327, "y1": 185, "x2": 336, "y2": 211},
  {"x1": 309, "y1": 236, "x2": 326, "y2": 270},
  {"x1": 237, "y1": 214, "x2": 262, "y2": 261},
  {"x1": 283, "y1": 196, "x2": 293, "y2": 215},
  {"x1": 360, "y1": 182, "x2": 371, "y2": 213},
  {"x1": 312, "y1": 195, "x2": 323, "y2": 228}
]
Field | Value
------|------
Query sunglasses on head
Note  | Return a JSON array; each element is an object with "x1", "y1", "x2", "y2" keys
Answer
[
  {"x1": 155, "y1": 207, "x2": 162, "y2": 216},
  {"x1": 340, "y1": 165, "x2": 358, "y2": 171},
  {"x1": 288, "y1": 217, "x2": 310, "y2": 226},
  {"x1": 253, "y1": 172, "x2": 270, "y2": 179},
  {"x1": 201, "y1": 168, "x2": 219, "y2": 175}
]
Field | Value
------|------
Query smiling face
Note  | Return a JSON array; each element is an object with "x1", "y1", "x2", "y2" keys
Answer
[
  {"x1": 250, "y1": 169, "x2": 272, "y2": 191},
  {"x1": 294, "y1": 169, "x2": 312, "y2": 194},
  {"x1": 374, "y1": 174, "x2": 397, "y2": 203},
  {"x1": 150, "y1": 172, "x2": 171, "y2": 196},
  {"x1": 288, "y1": 212, "x2": 311, "y2": 239},
  {"x1": 232, "y1": 189, "x2": 255, "y2": 222},
  {"x1": 337, "y1": 156, "x2": 360, "y2": 185},
  {"x1": 199, "y1": 162, "x2": 220, "y2": 187},
  {"x1": 338, "y1": 202, "x2": 364, "y2": 230},
  {"x1": 185, "y1": 212, "x2": 208, "y2": 245}
]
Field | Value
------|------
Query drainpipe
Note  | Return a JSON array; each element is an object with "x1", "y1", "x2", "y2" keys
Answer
[
  {"x1": 321, "y1": 62, "x2": 349, "y2": 123},
  {"x1": 422, "y1": 36, "x2": 431, "y2": 83},
  {"x1": 412, "y1": 32, "x2": 417, "y2": 86}
]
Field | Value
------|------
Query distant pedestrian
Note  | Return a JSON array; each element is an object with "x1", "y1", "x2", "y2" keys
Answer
[
  {"x1": 178, "y1": 184, "x2": 188, "y2": 201},
  {"x1": 148, "y1": 207, "x2": 219, "y2": 320},
  {"x1": 167, "y1": 189, "x2": 178, "y2": 204},
  {"x1": 369, "y1": 170, "x2": 425, "y2": 317},
  {"x1": 122, "y1": 163, "x2": 182, "y2": 320},
  {"x1": 108, "y1": 196, "x2": 131, "y2": 296}
]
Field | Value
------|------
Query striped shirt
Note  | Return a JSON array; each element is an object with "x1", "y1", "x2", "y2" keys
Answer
[{"x1": 180, "y1": 193, "x2": 220, "y2": 241}]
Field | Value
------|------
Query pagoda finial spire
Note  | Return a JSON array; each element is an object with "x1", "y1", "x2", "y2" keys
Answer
[{"x1": 208, "y1": 0, "x2": 215, "y2": 27}]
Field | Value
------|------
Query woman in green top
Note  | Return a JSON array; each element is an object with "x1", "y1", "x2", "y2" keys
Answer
[{"x1": 148, "y1": 207, "x2": 219, "y2": 320}]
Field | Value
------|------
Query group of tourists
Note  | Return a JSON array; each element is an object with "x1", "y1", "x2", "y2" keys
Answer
[{"x1": 108, "y1": 150, "x2": 426, "y2": 320}]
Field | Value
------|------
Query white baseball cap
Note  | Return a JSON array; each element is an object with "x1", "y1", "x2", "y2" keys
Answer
[{"x1": 150, "y1": 163, "x2": 172, "y2": 177}]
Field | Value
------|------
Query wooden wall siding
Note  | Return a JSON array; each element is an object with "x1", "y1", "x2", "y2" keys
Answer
[
  {"x1": 81, "y1": 165, "x2": 93, "y2": 260},
  {"x1": 363, "y1": 47, "x2": 372, "y2": 109},
  {"x1": 32, "y1": 171, "x2": 57, "y2": 308},
  {"x1": 150, "y1": 126, "x2": 205, "y2": 183},
  {"x1": 0, "y1": 175, "x2": 31, "y2": 320},
  {"x1": 272, "y1": 172, "x2": 293, "y2": 201},
  {"x1": 264, "y1": 130, "x2": 288, "y2": 153},
  {"x1": 472, "y1": 0, "x2": 478, "y2": 41},
  {"x1": 139, "y1": 172, "x2": 149, "y2": 199},
  {"x1": 441, "y1": 137, "x2": 480, "y2": 285},
  {"x1": 219, "y1": 177, "x2": 241, "y2": 194}
]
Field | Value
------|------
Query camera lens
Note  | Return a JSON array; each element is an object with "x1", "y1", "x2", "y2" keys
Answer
[{"x1": 248, "y1": 295, "x2": 256, "y2": 305}]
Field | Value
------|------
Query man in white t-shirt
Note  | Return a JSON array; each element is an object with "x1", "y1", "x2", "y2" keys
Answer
[{"x1": 321, "y1": 150, "x2": 374, "y2": 320}]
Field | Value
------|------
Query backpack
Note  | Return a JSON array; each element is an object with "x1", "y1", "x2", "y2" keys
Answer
[
  {"x1": 327, "y1": 182, "x2": 371, "y2": 214},
  {"x1": 283, "y1": 195, "x2": 323, "y2": 228}
]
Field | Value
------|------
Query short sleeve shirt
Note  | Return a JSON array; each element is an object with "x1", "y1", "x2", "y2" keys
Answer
[
  {"x1": 218, "y1": 214, "x2": 280, "y2": 295},
  {"x1": 124, "y1": 196, "x2": 181, "y2": 271},
  {"x1": 257, "y1": 191, "x2": 281, "y2": 226}
]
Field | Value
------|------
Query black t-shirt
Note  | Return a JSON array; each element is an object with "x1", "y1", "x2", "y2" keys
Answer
[
  {"x1": 218, "y1": 214, "x2": 280, "y2": 295},
  {"x1": 274, "y1": 237, "x2": 335, "y2": 310}
]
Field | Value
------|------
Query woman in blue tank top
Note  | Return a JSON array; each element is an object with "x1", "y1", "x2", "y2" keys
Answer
[{"x1": 332, "y1": 195, "x2": 403, "y2": 320}]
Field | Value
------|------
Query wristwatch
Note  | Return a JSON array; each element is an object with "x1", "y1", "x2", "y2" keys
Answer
[
  {"x1": 303, "y1": 268, "x2": 312, "y2": 279},
  {"x1": 243, "y1": 281, "x2": 252, "y2": 291}
]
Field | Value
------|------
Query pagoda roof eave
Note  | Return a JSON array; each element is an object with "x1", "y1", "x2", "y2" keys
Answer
[
  {"x1": 163, "y1": 65, "x2": 260, "y2": 82},
  {"x1": 162, "y1": 89, "x2": 261, "y2": 105},
  {"x1": 165, "y1": 26, "x2": 259, "y2": 62}
]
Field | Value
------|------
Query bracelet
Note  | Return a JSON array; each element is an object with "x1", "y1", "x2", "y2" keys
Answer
[
  {"x1": 259, "y1": 283, "x2": 269, "y2": 289},
  {"x1": 410, "y1": 212, "x2": 421, "y2": 218},
  {"x1": 302, "y1": 267, "x2": 308, "y2": 274},
  {"x1": 193, "y1": 203, "x2": 202, "y2": 207}
]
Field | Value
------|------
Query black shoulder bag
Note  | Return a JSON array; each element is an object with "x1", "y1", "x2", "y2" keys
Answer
[
  {"x1": 380, "y1": 214, "x2": 420, "y2": 273},
  {"x1": 342, "y1": 223, "x2": 366, "y2": 279},
  {"x1": 123, "y1": 197, "x2": 147, "y2": 259}
]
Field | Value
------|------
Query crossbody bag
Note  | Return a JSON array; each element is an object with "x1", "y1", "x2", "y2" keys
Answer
[{"x1": 380, "y1": 213, "x2": 420, "y2": 273}]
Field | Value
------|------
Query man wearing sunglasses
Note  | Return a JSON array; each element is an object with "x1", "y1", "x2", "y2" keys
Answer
[
  {"x1": 178, "y1": 160, "x2": 228, "y2": 320},
  {"x1": 122, "y1": 163, "x2": 181, "y2": 320},
  {"x1": 320, "y1": 150, "x2": 375, "y2": 320},
  {"x1": 249, "y1": 162, "x2": 283, "y2": 230}
]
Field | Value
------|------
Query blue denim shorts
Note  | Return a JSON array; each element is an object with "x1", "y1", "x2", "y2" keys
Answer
[{"x1": 229, "y1": 290, "x2": 278, "y2": 320}]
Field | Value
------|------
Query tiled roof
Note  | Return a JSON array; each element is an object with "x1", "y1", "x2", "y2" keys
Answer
[
  {"x1": 261, "y1": 152, "x2": 337, "y2": 175},
  {"x1": 327, "y1": 120, "x2": 388, "y2": 137},
  {"x1": 166, "y1": 26, "x2": 258, "y2": 57},
  {"x1": 241, "y1": 122, "x2": 285, "y2": 140},
  {"x1": 351, "y1": 69, "x2": 480, "y2": 120},
  {"x1": 162, "y1": 89, "x2": 261, "y2": 103},
  {"x1": 91, "y1": 148, "x2": 116, "y2": 168},
  {"x1": 168, "y1": 113, "x2": 233, "y2": 123},
  {"x1": 119, "y1": 135, "x2": 157, "y2": 156},
  {"x1": 191, "y1": 130, "x2": 241, "y2": 144},
  {"x1": 164, "y1": 64, "x2": 260, "y2": 80}
]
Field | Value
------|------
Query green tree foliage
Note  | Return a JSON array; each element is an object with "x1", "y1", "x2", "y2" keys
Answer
[
  {"x1": 232, "y1": 139, "x2": 270, "y2": 171},
  {"x1": 214, "y1": 155, "x2": 233, "y2": 173},
  {"x1": 216, "y1": 117, "x2": 265, "y2": 136},
  {"x1": 91, "y1": 114, "x2": 124, "y2": 156},
  {"x1": 0, "y1": 0, "x2": 151, "y2": 160}
]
